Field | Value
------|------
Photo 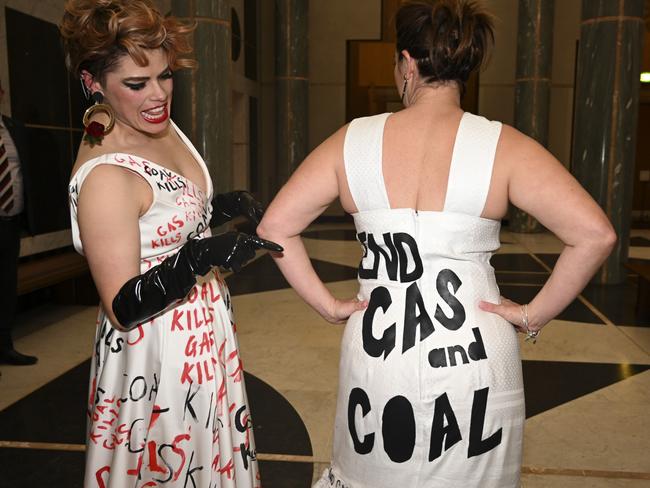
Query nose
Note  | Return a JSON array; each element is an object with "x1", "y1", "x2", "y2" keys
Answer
[{"x1": 149, "y1": 80, "x2": 168, "y2": 102}]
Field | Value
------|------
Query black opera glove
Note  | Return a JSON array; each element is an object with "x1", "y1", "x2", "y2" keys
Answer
[
  {"x1": 210, "y1": 191, "x2": 266, "y2": 228},
  {"x1": 112, "y1": 232, "x2": 283, "y2": 330}
]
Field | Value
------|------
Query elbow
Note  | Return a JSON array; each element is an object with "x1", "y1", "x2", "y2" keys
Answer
[
  {"x1": 256, "y1": 215, "x2": 284, "y2": 242},
  {"x1": 255, "y1": 219, "x2": 272, "y2": 241},
  {"x1": 588, "y1": 220, "x2": 617, "y2": 258},
  {"x1": 107, "y1": 294, "x2": 140, "y2": 332},
  {"x1": 104, "y1": 307, "x2": 132, "y2": 332},
  {"x1": 602, "y1": 225, "x2": 617, "y2": 254}
]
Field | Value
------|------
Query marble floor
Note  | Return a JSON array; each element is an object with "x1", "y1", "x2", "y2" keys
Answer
[{"x1": 1, "y1": 223, "x2": 649, "y2": 487}]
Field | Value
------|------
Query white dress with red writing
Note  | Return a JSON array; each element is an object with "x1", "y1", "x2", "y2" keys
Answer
[
  {"x1": 69, "y1": 121, "x2": 260, "y2": 488},
  {"x1": 314, "y1": 113, "x2": 525, "y2": 487}
]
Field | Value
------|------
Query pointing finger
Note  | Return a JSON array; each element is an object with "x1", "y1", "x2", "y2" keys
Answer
[{"x1": 249, "y1": 236, "x2": 284, "y2": 253}]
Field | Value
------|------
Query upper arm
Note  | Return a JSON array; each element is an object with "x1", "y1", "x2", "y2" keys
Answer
[
  {"x1": 259, "y1": 124, "x2": 348, "y2": 239},
  {"x1": 500, "y1": 125, "x2": 615, "y2": 245},
  {"x1": 77, "y1": 165, "x2": 149, "y2": 325}
]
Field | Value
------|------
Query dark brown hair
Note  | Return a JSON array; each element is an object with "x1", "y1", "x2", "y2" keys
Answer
[
  {"x1": 396, "y1": 0, "x2": 494, "y2": 91},
  {"x1": 60, "y1": 0, "x2": 196, "y2": 81}
]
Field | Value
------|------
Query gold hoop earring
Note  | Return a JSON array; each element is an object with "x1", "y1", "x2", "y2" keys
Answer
[
  {"x1": 401, "y1": 77, "x2": 408, "y2": 106},
  {"x1": 82, "y1": 92, "x2": 115, "y2": 146}
]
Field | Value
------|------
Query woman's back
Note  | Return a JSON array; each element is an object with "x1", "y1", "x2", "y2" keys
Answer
[
  {"x1": 257, "y1": 0, "x2": 616, "y2": 486},
  {"x1": 315, "y1": 108, "x2": 525, "y2": 487},
  {"x1": 337, "y1": 96, "x2": 509, "y2": 221}
]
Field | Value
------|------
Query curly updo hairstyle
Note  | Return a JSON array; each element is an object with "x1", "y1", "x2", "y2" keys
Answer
[
  {"x1": 60, "y1": 0, "x2": 196, "y2": 81},
  {"x1": 396, "y1": 0, "x2": 494, "y2": 92}
]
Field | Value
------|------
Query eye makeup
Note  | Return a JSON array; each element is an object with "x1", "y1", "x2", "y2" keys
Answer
[{"x1": 122, "y1": 67, "x2": 173, "y2": 91}]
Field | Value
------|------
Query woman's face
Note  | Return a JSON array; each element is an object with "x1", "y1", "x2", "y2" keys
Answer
[{"x1": 98, "y1": 48, "x2": 173, "y2": 136}]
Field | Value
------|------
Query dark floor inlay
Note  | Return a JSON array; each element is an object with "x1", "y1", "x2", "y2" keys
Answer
[
  {"x1": 582, "y1": 278, "x2": 648, "y2": 327},
  {"x1": 534, "y1": 253, "x2": 559, "y2": 269},
  {"x1": 498, "y1": 284, "x2": 604, "y2": 324},
  {"x1": 0, "y1": 361, "x2": 88, "y2": 443},
  {"x1": 0, "y1": 448, "x2": 85, "y2": 488},
  {"x1": 246, "y1": 374, "x2": 312, "y2": 457},
  {"x1": 495, "y1": 271, "x2": 549, "y2": 285},
  {"x1": 228, "y1": 254, "x2": 358, "y2": 296},
  {"x1": 302, "y1": 229, "x2": 358, "y2": 241},
  {"x1": 259, "y1": 461, "x2": 313, "y2": 488},
  {"x1": 523, "y1": 360, "x2": 650, "y2": 418},
  {"x1": 0, "y1": 362, "x2": 313, "y2": 481},
  {"x1": 491, "y1": 254, "x2": 547, "y2": 272}
]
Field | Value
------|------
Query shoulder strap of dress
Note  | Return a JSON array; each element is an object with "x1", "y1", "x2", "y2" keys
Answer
[
  {"x1": 70, "y1": 153, "x2": 157, "y2": 192},
  {"x1": 443, "y1": 113, "x2": 502, "y2": 216},
  {"x1": 343, "y1": 113, "x2": 391, "y2": 212}
]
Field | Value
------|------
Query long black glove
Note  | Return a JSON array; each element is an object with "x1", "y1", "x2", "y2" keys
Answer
[
  {"x1": 210, "y1": 191, "x2": 265, "y2": 228},
  {"x1": 112, "y1": 232, "x2": 283, "y2": 330}
]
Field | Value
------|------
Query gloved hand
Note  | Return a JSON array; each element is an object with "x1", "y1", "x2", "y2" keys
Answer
[
  {"x1": 112, "y1": 232, "x2": 283, "y2": 330},
  {"x1": 210, "y1": 191, "x2": 265, "y2": 228}
]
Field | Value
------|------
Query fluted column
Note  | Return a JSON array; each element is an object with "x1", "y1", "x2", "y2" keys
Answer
[
  {"x1": 572, "y1": 0, "x2": 644, "y2": 284},
  {"x1": 510, "y1": 0, "x2": 554, "y2": 233},
  {"x1": 171, "y1": 0, "x2": 232, "y2": 195},
  {"x1": 275, "y1": 0, "x2": 309, "y2": 188}
]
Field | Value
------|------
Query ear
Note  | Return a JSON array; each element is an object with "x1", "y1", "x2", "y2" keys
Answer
[
  {"x1": 80, "y1": 70, "x2": 103, "y2": 95},
  {"x1": 400, "y1": 50, "x2": 417, "y2": 80}
]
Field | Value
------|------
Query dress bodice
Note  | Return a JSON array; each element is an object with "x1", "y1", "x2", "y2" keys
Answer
[{"x1": 68, "y1": 121, "x2": 213, "y2": 269}]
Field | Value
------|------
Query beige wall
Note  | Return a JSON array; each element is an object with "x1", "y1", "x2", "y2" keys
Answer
[
  {"x1": 308, "y1": 0, "x2": 381, "y2": 151},
  {"x1": 478, "y1": 0, "x2": 518, "y2": 127},
  {"x1": 479, "y1": 0, "x2": 581, "y2": 166},
  {"x1": 258, "y1": 0, "x2": 383, "y2": 203}
]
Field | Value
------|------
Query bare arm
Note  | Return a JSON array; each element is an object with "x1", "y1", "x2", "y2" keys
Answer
[
  {"x1": 77, "y1": 165, "x2": 150, "y2": 330},
  {"x1": 257, "y1": 125, "x2": 366, "y2": 323},
  {"x1": 480, "y1": 125, "x2": 616, "y2": 332}
]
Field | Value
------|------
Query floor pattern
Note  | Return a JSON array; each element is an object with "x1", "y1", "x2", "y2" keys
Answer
[{"x1": 1, "y1": 225, "x2": 649, "y2": 487}]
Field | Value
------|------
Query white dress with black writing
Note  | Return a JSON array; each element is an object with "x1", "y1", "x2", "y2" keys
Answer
[
  {"x1": 315, "y1": 113, "x2": 525, "y2": 487},
  {"x1": 69, "y1": 121, "x2": 260, "y2": 488}
]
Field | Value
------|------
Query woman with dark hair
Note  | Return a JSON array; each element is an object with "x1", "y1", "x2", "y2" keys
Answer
[
  {"x1": 61, "y1": 1, "x2": 279, "y2": 485},
  {"x1": 258, "y1": 0, "x2": 615, "y2": 486}
]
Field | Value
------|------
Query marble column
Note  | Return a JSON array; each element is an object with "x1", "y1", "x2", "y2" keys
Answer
[
  {"x1": 171, "y1": 0, "x2": 232, "y2": 195},
  {"x1": 572, "y1": 0, "x2": 644, "y2": 284},
  {"x1": 275, "y1": 0, "x2": 309, "y2": 188},
  {"x1": 510, "y1": 0, "x2": 554, "y2": 233}
]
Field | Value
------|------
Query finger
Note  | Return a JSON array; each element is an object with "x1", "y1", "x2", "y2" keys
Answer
[
  {"x1": 339, "y1": 299, "x2": 368, "y2": 320},
  {"x1": 249, "y1": 236, "x2": 284, "y2": 252},
  {"x1": 246, "y1": 210, "x2": 261, "y2": 226},
  {"x1": 478, "y1": 300, "x2": 499, "y2": 312},
  {"x1": 479, "y1": 300, "x2": 513, "y2": 322},
  {"x1": 353, "y1": 299, "x2": 368, "y2": 311}
]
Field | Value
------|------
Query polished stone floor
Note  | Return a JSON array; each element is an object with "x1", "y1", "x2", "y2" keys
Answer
[{"x1": 1, "y1": 223, "x2": 649, "y2": 487}]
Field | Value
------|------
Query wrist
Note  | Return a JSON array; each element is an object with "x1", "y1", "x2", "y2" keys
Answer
[
  {"x1": 320, "y1": 295, "x2": 338, "y2": 323},
  {"x1": 526, "y1": 301, "x2": 546, "y2": 330}
]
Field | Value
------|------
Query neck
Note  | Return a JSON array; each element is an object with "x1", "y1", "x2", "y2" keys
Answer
[{"x1": 406, "y1": 81, "x2": 462, "y2": 111}]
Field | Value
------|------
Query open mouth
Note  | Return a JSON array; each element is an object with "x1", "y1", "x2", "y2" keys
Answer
[{"x1": 141, "y1": 104, "x2": 169, "y2": 124}]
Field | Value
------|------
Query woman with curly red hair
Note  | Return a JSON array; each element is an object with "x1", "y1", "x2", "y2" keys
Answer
[{"x1": 61, "y1": 1, "x2": 278, "y2": 486}]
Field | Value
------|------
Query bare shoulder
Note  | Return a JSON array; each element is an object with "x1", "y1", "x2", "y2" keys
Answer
[
  {"x1": 302, "y1": 122, "x2": 350, "y2": 171},
  {"x1": 78, "y1": 164, "x2": 140, "y2": 200},
  {"x1": 496, "y1": 123, "x2": 558, "y2": 167}
]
